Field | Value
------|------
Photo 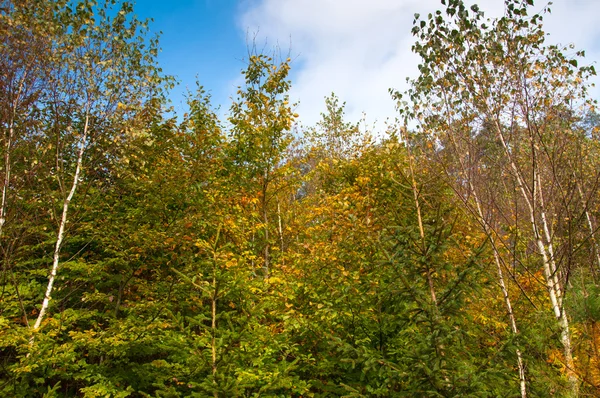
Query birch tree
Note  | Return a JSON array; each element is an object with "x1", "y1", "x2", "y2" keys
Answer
[
  {"x1": 0, "y1": 1, "x2": 52, "y2": 331},
  {"x1": 0, "y1": 0, "x2": 48, "y2": 240},
  {"x1": 395, "y1": 0, "x2": 598, "y2": 394},
  {"x1": 25, "y1": 0, "x2": 164, "y2": 334}
]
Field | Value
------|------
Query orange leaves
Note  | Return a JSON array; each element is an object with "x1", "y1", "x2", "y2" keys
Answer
[{"x1": 588, "y1": 324, "x2": 600, "y2": 387}]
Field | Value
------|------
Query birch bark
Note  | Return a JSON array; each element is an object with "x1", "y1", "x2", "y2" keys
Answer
[
  {"x1": 32, "y1": 109, "x2": 89, "y2": 331},
  {"x1": 440, "y1": 124, "x2": 528, "y2": 397},
  {"x1": 490, "y1": 117, "x2": 577, "y2": 393}
]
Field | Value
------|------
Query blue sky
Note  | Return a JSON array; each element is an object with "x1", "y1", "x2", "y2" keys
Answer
[
  {"x1": 134, "y1": 0, "x2": 249, "y2": 116},
  {"x1": 133, "y1": 0, "x2": 600, "y2": 127}
]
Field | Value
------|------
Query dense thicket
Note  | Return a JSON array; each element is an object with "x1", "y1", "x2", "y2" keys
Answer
[{"x1": 1, "y1": 0, "x2": 599, "y2": 396}]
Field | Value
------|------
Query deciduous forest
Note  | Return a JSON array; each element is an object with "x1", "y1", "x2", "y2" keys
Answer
[{"x1": 1, "y1": 0, "x2": 600, "y2": 396}]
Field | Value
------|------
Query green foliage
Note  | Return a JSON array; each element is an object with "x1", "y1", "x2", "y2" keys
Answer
[
  {"x1": 2, "y1": 0, "x2": 599, "y2": 396},
  {"x1": 229, "y1": 53, "x2": 295, "y2": 181}
]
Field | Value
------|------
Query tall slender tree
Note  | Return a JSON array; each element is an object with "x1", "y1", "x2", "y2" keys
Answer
[
  {"x1": 4, "y1": 0, "x2": 166, "y2": 336},
  {"x1": 395, "y1": 0, "x2": 598, "y2": 394},
  {"x1": 229, "y1": 53, "x2": 297, "y2": 278}
]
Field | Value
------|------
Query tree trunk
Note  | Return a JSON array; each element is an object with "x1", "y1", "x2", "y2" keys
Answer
[
  {"x1": 262, "y1": 175, "x2": 270, "y2": 279},
  {"x1": 491, "y1": 118, "x2": 577, "y2": 395},
  {"x1": 441, "y1": 116, "x2": 528, "y2": 397},
  {"x1": 211, "y1": 271, "x2": 218, "y2": 398},
  {"x1": 1, "y1": 71, "x2": 29, "y2": 238},
  {"x1": 263, "y1": 206, "x2": 270, "y2": 279},
  {"x1": 472, "y1": 191, "x2": 527, "y2": 397},
  {"x1": 0, "y1": 121, "x2": 13, "y2": 239},
  {"x1": 32, "y1": 111, "x2": 89, "y2": 332},
  {"x1": 277, "y1": 199, "x2": 284, "y2": 257}
]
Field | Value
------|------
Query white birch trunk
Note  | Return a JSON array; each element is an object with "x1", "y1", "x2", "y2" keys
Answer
[
  {"x1": 535, "y1": 172, "x2": 563, "y2": 304},
  {"x1": 1, "y1": 73, "x2": 27, "y2": 239},
  {"x1": 32, "y1": 111, "x2": 90, "y2": 331},
  {"x1": 470, "y1": 187, "x2": 527, "y2": 397},
  {"x1": 536, "y1": 171, "x2": 578, "y2": 394},
  {"x1": 491, "y1": 119, "x2": 577, "y2": 394},
  {"x1": 277, "y1": 199, "x2": 284, "y2": 264},
  {"x1": 438, "y1": 103, "x2": 528, "y2": 396},
  {"x1": 0, "y1": 122, "x2": 13, "y2": 239},
  {"x1": 262, "y1": 170, "x2": 270, "y2": 279}
]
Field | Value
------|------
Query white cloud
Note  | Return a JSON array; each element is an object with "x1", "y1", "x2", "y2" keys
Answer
[{"x1": 238, "y1": 0, "x2": 600, "y2": 128}]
